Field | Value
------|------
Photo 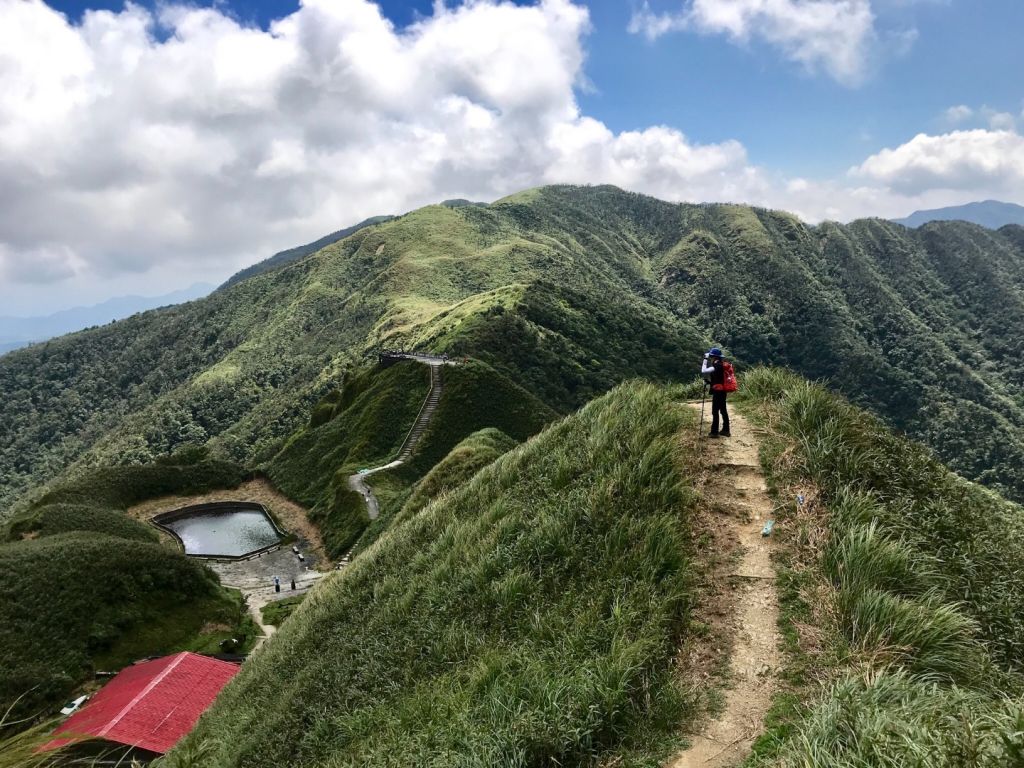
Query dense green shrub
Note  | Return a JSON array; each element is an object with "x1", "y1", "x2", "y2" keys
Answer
[
  {"x1": 35, "y1": 460, "x2": 245, "y2": 510},
  {"x1": 0, "y1": 533, "x2": 226, "y2": 723},
  {"x1": 5, "y1": 503, "x2": 157, "y2": 543},
  {"x1": 261, "y1": 595, "x2": 307, "y2": 628}
]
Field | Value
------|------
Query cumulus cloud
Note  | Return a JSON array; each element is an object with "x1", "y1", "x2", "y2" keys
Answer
[
  {"x1": 0, "y1": 0, "x2": 765, "y2": 299},
  {"x1": 851, "y1": 129, "x2": 1024, "y2": 194},
  {"x1": 628, "y1": 0, "x2": 879, "y2": 86}
]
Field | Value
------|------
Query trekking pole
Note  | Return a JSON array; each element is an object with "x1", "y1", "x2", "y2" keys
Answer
[{"x1": 698, "y1": 382, "x2": 707, "y2": 440}]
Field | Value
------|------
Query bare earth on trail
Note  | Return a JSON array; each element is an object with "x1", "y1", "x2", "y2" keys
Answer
[{"x1": 670, "y1": 407, "x2": 780, "y2": 768}]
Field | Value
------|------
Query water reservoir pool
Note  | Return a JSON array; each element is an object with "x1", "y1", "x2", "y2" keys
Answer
[{"x1": 158, "y1": 504, "x2": 282, "y2": 558}]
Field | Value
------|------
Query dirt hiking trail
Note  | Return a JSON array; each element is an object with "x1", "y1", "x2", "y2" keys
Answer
[{"x1": 670, "y1": 407, "x2": 780, "y2": 768}]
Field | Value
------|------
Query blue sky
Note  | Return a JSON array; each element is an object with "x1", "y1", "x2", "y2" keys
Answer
[{"x1": 1, "y1": 0, "x2": 1023, "y2": 314}]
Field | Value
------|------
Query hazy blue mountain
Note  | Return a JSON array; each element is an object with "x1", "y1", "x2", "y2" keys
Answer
[
  {"x1": 219, "y1": 215, "x2": 395, "y2": 290},
  {"x1": 893, "y1": 200, "x2": 1024, "y2": 229},
  {"x1": 0, "y1": 283, "x2": 213, "y2": 353}
]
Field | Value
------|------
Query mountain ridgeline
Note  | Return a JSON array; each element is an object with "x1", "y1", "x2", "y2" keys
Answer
[
  {"x1": 893, "y1": 199, "x2": 1024, "y2": 229},
  {"x1": 3, "y1": 185, "x2": 1024, "y2": 518}
]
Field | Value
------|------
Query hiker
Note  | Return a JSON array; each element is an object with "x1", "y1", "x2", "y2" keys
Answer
[{"x1": 701, "y1": 347, "x2": 731, "y2": 438}]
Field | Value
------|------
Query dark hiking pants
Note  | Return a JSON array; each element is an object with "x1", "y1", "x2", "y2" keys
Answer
[{"x1": 711, "y1": 391, "x2": 729, "y2": 435}]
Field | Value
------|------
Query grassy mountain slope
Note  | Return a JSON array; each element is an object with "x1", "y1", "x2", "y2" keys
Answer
[
  {"x1": 265, "y1": 359, "x2": 555, "y2": 557},
  {"x1": 181, "y1": 382, "x2": 699, "y2": 767},
  {"x1": 400, "y1": 427, "x2": 518, "y2": 518},
  {"x1": 219, "y1": 215, "x2": 395, "y2": 290},
  {"x1": 739, "y1": 369, "x2": 1024, "y2": 765},
  {"x1": 5, "y1": 185, "x2": 1024, "y2": 518}
]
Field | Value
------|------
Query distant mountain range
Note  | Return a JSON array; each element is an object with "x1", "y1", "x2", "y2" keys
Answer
[
  {"x1": 893, "y1": 200, "x2": 1024, "y2": 229},
  {"x1": 0, "y1": 283, "x2": 213, "y2": 355}
]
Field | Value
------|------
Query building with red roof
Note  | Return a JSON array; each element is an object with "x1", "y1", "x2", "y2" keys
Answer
[{"x1": 42, "y1": 652, "x2": 239, "y2": 755}]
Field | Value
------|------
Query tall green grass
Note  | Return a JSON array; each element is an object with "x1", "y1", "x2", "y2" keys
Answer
[
  {"x1": 745, "y1": 368, "x2": 1024, "y2": 673},
  {"x1": 742, "y1": 368, "x2": 1024, "y2": 766},
  {"x1": 178, "y1": 382, "x2": 700, "y2": 767},
  {"x1": 398, "y1": 427, "x2": 518, "y2": 521},
  {"x1": 767, "y1": 669, "x2": 1024, "y2": 767}
]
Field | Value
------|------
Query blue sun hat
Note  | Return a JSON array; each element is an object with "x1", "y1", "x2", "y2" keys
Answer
[{"x1": 708, "y1": 347, "x2": 723, "y2": 358}]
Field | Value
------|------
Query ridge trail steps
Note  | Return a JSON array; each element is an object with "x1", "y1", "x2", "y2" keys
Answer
[
  {"x1": 669, "y1": 407, "x2": 780, "y2": 768},
  {"x1": 346, "y1": 357, "x2": 451, "y2": 523}
]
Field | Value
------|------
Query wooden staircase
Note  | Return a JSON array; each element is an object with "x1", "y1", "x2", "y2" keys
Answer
[{"x1": 396, "y1": 363, "x2": 443, "y2": 462}]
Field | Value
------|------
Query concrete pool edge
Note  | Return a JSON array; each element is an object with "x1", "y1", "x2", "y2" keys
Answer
[{"x1": 151, "y1": 501, "x2": 288, "y2": 561}]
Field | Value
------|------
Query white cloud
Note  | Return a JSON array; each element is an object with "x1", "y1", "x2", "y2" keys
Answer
[
  {"x1": 943, "y1": 105, "x2": 973, "y2": 124},
  {"x1": 0, "y1": 0, "x2": 767, "y2": 304},
  {"x1": 850, "y1": 129, "x2": 1024, "y2": 194},
  {"x1": 981, "y1": 107, "x2": 1017, "y2": 131},
  {"x1": 627, "y1": 2, "x2": 688, "y2": 38},
  {"x1": 628, "y1": 0, "x2": 880, "y2": 86},
  {"x1": 0, "y1": 243, "x2": 86, "y2": 284}
]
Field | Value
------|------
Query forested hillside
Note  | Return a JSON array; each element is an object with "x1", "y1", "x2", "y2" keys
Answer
[{"x1": 4, "y1": 185, "x2": 1024, "y2": 516}]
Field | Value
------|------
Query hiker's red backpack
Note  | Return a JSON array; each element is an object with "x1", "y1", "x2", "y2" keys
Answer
[{"x1": 714, "y1": 361, "x2": 738, "y2": 393}]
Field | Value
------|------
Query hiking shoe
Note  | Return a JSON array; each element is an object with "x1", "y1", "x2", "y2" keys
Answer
[{"x1": 720, "y1": 430, "x2": 731, "y2": 437}]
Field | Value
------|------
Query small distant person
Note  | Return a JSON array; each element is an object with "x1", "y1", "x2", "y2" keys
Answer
[
  {"x1": 701, "y1": 347, "x2": 731, "y2": 438},
  {"x1": 273, "y1": 575, "x2": 281, "y2": 593}
]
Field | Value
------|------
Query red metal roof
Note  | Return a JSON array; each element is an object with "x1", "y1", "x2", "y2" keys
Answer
[{"x1": 42, "y1": 652, "x2": 239, "y2": 754}]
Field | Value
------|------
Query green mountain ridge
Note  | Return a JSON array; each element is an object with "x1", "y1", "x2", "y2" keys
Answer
[
  {"x1": 4, "y1": 185, "x2": 1024, "y2": 519},
  {"x1": 218, "y1": 214, "x2": 396, "y2": 290}
]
